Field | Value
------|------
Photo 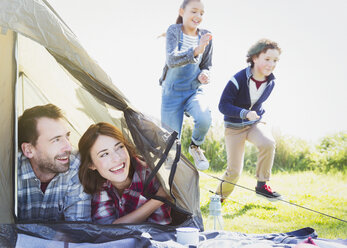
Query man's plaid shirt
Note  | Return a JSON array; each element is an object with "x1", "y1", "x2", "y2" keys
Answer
[
  {"x1": 17, "y1": 151, "x2": 91, "y2": 222},
  {"x1": 91, "y1": 158, "x2": 171, "y2": 225}
]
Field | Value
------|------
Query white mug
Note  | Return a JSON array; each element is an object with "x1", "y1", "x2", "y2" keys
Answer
[{"x1": 176, "y1": 227, "x2": 206, "y2": 246}]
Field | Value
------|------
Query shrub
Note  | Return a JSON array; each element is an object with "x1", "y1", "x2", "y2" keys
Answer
[
  {"x1": 273, "y1": 135, "x2": 312, "y2": 172},
  {"x1": 180, "y1": 119, "x2": 346, "y2": 173},
  {"x1": 243, "y1": 142, "x2": 258, "y2": 174},
  {"x1": 308, "y1": 132, "x2": 347, "y2": 172}
]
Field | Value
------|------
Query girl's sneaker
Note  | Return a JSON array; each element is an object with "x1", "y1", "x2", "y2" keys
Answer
[{"x1": 189, "y1": 145, "x2": 209, "y2": 170}]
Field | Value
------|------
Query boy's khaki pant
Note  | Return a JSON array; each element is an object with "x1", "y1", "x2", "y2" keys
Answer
[{"x1": 216, "y1": 122, "x2": 276, "y2": 199}]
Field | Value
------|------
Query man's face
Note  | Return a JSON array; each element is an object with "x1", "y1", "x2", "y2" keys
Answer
[{"x1": 30, "y1": 117, "x2": 72, "y2": 175}]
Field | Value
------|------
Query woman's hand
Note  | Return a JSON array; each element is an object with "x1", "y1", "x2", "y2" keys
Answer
[
  {"x1": 246, "y1": 111, "x2": 260, "y2": 121},
  {"x1": 194, "y1": 33, "x2": 212, "y2": 56},
  {"x1": 155, "y1": 186, "x2": 170, "y2": 200},
  {"x1": 112, "y1": 187, "x2": 167, "y2": 225}
]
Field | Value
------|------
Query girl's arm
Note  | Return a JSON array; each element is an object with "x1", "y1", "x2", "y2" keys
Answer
[
  {"x1": 194, "y1": 33, "x2": 212, "y2": 57},
  {"x1": 166, "y1": 25, "x2": 199, "y2": 68},
  {"x1": 198, "y1": 31, "x2": 213, "y2": 84},
  {"x1": 112, "y1": 187, "x2": 167, "y2": 224},
  {"x1": 199, "y1": 30, "x2": 213, "y2": 70}
]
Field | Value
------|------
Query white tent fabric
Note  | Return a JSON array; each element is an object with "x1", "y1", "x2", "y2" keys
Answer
[{"x1": 0, "y1": 28, "x2": 16, "y2": 224}]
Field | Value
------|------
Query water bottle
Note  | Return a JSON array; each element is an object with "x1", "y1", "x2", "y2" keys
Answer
[{"x1": 205, "y1": 194, "x2": 224, "y2": 230}]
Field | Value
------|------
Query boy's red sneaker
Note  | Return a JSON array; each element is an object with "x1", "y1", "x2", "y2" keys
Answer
[{"x1": 255, "y1": 185, "x2": 282, "y2": 201}]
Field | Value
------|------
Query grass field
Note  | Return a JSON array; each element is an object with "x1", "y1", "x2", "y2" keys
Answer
[{"x1": 199, "y1": 171, "x2": 347, "y2": 239}]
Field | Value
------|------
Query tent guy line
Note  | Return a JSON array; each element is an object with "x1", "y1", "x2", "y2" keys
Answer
[
  {"x1": 200, "y1": 187, "x2": 243, "y2": 206},
  {"x1": 199, "y1": 171, "x2": 347, "y2": 223}
]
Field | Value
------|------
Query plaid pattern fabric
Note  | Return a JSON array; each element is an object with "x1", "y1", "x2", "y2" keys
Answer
[
  {"x1": 92, "y1": 158, "x2": 171, "y2": 225},
  {"x1": 17, "y1": 151, "x2": 91, "y2": 222}
]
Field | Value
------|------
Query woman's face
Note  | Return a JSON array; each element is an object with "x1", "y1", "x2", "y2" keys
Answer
[{"x1": 89, "y1": 135, "x2": 130, "y2": 186}]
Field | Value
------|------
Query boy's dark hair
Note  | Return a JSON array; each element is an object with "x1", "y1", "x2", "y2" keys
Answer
[
  {"x1": 18, "y1": 104, "x2": 64, "y2": 150},
  {"x1": 246, "y1": 39, "x2": 281, "y2": 67}
]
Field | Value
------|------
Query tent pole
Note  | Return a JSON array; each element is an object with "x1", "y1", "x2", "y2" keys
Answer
[{"x1": 13, "y1": 32, "x2": 18, "y2": 220}]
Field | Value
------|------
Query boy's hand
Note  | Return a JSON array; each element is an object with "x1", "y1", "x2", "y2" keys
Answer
[{"x1": 246, "y1": 111, "x2": 260, "y2": 121}]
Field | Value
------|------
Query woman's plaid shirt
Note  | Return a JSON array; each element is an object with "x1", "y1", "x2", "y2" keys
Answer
[{"x1": 91, "y1": 158, "x2": 171, "y2": 225}]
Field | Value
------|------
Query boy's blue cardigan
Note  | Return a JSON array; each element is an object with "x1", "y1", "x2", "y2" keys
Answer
[{"x1": 219, "y1": 66, "x2": 275, "y2": 126}]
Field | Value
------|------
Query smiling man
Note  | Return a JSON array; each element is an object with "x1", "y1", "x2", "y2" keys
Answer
[{"x1": 17, "y1": 104, "x2": 91, "y2": 222}]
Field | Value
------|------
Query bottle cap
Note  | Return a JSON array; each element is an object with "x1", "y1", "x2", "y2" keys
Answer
[{"x1": 209, "y1": 195, "x2": 222, "y2": 216}]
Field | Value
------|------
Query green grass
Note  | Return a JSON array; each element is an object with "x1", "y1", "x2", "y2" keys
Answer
[{"x1": 199, "y1": 171, "x2": 347, "y2": 239}]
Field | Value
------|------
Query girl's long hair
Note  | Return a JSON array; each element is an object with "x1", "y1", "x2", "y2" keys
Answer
[
  {"x1": 78, "y1": 122, "x2": 137, "y2": 194},
  {"x1": 176, "y1": 0, "x2": 201, "y2": 24},
  {"x1": 157, "y1": 0, "x2": 201, "y2": 38}
]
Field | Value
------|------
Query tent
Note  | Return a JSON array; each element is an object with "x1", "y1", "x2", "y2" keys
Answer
[
  {"x1": 0, "y1": 0, "x2": 201, "y2": 230},
  {"x1": 0, "y1": 0, "x2": 346, "y2": 247}
]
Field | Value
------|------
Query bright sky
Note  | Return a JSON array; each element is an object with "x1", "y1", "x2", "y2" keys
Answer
[{"x1": 49, "y1": 0, "x2": 347, "y2": 142}]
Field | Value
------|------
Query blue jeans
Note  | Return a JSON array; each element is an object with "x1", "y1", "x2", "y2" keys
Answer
[{"x1": 161, "y1": 86, "x2": 211, "y2": 145}]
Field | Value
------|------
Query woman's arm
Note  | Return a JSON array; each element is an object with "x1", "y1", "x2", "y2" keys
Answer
[
  {"x1": 91, "y1": 190, "x2": 117, "y2": 224},
  {"x1": 112, "y1": 187, "x2": 167, "y2": 224}
]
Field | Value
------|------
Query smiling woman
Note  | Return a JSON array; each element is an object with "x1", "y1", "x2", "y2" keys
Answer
[{"x1": 78, "y1": 122, "x2": 172, "y2": 225}]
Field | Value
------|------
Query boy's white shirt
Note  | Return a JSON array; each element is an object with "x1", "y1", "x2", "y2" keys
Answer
[{"x1": 249, "y1": 78, "x2": 267, "y2": 107}]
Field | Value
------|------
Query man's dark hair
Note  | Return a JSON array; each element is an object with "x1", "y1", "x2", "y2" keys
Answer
[{"x1": 18, "y1": 104, "x2": 64, "y2": 151}]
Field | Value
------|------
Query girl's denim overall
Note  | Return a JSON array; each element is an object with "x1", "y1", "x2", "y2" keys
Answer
[{"x1": 161, "y1": 34, "x2": 211, "y2": 145}]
